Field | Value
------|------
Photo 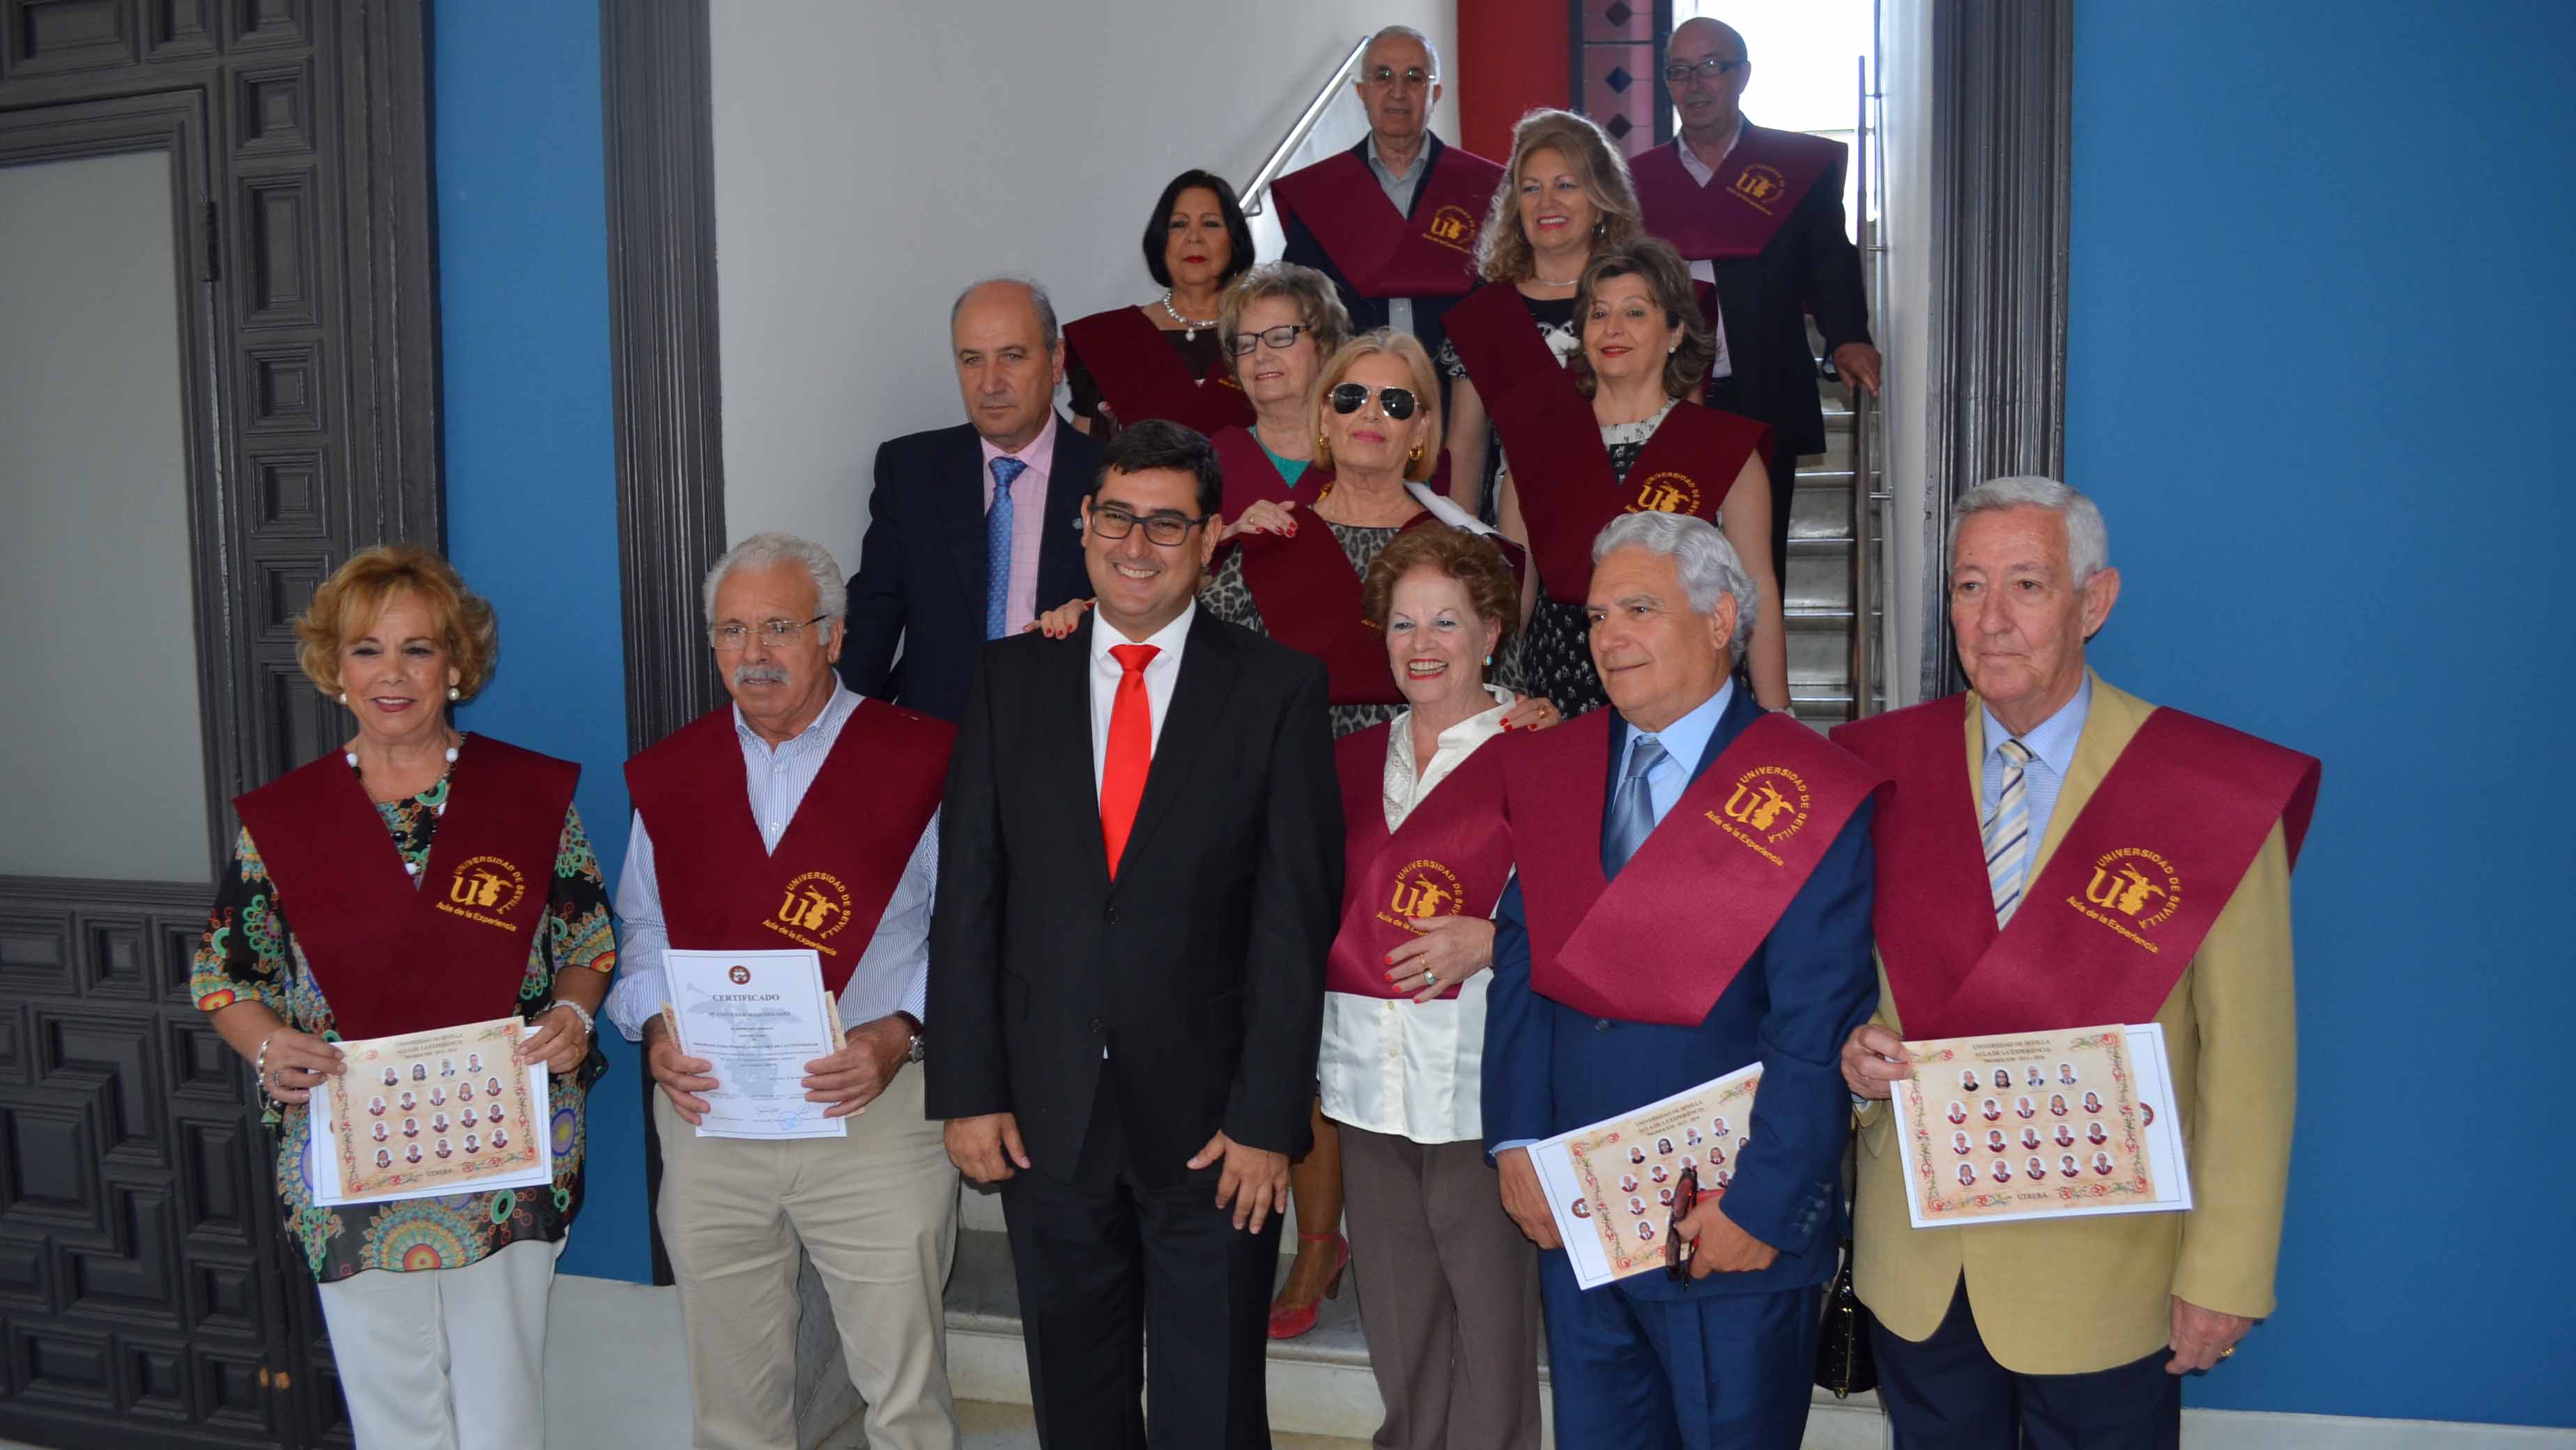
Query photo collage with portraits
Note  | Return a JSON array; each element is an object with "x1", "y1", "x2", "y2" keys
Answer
[
  {"x1": 1528, "y1": 1063, "x2": 1763, "y2": 1289},
  {"x1": 312, "y1": 1016, "x2": 554, "y2": 1206}
]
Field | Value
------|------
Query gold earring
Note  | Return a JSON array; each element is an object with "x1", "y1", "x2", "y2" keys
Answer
[{"x1": 1408, "y1": 443, "x2": 1425, "y2": 464}]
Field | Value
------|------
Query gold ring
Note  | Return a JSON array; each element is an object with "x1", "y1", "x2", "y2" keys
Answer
[{"x1": 2219, "y1": 1347, "x2": 2235, "y2": 1361}]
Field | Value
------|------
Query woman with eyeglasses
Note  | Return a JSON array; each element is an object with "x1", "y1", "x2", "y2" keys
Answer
[
  {"x1": 1494, "y1": 238, "x2": 1790, "y2": 719},
  {"x1": 1061, "y1": 169, "x2": 1259, "y2": 438},
  {"x1": 1202, "y1": 263, "x2": 1352, "y2": 519},
  {"x1": 1438, "y1": 109, "x2": 1647, "y2": 522},
  {"x1": 191, "y1": 546, "x2": 614, "y2": 1447}
]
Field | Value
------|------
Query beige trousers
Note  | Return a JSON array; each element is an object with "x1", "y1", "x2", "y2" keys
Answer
[
  {"x1": 654, "y1": 1066, "x2": 960, "y2": 1450},
  {"x1": 315, "y1": 1236, "x2": 558, "y2": 1450}
]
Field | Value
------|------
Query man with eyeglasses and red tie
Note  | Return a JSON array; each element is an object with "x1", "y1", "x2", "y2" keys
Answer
[
  {"x1": 1273, "y1": 25, "x2": 1505, "y2": 374},
  {"x1": 930, "y1": 420, "x2": 1342, "y2": 1449},
  {"x1": 1632, "y1": 17, "x2": 1880, "y2": 597}
]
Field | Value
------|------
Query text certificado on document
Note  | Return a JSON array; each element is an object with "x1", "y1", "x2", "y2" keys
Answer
[{"x1": 664, "y1": 947, "x2": 848, "y2": 1139}]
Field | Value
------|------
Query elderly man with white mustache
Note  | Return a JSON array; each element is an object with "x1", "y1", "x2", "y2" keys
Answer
[{"x1": 606, "y1": 532, "x2": 963, "y2": 1450}]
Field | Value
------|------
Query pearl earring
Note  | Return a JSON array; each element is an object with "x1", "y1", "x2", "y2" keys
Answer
[
  {"x1": 447, "y1": 686, "x2": 461, "y2": 702},
  {"x1": 336, "y1": 691, "x2": 347, "y2": 705}
]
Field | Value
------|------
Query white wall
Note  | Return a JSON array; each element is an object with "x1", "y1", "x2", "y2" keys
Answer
[{"x1": 709, "y1": 0, "x2": 1459, "y2": 575}]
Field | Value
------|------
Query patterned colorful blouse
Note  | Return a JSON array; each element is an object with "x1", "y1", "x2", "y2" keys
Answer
[{"x1": 191, "y1": 777, "x2": 617, "y2": 1283}]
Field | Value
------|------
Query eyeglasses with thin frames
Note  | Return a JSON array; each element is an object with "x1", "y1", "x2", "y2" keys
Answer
[
  {"x1": 1360, "y1": 66, "x2": 1436, "y2": 89},
  {"x1": 1663, "y1": 56, "x2": 1747, "y2": 86},
  {"x1": 709, "y1": 615, "x2": 829, "y2": 652},
  {"x1": 1088, "y1": 504, "x2": 1209, "y2": 547}
]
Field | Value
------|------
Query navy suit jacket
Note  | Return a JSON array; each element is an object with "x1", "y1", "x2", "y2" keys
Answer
[
  {"x1": 838, "y1": 418, "x2": 1099, "y2": 721},
  {"x1": 1482, "y1": 686, "x2": 1878, "y2": 1301},
  {"x1": 1280, "y1": 133, "x2": 1475, "y2": 367}
]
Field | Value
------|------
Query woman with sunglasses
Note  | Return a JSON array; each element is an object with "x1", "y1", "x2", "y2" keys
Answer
[
  {"x1": 1203, "y1": 263, "x2": 1351, "y2": 519},
  {"x1": 1437, "y1": 109, "x2": 1646, "y2": 523},
  {"x1": 1494, "y1": 238, "x2": 1790, "y2": 719},
  {"x1": 1061, "y1": 168, "x2": 1259, "y2": 438}
]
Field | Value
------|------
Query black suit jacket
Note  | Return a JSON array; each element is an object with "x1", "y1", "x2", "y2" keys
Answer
[
  {"x1": 1280, "y1": 132, "x2": 1475, "y2": 366},
  {"x1": 1705, "y1": 123, "x2": 1873, "y2": 458},
  {"x1": 926, "y1": 609, "x2": 1342, "y2": 1180},
  {"x1": 838, "y1": 417, "x2": 1100, "y2": 721}
]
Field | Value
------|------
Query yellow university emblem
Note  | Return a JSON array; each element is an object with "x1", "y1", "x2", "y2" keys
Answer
[
  {"x1": 1707, "y1": 767, "x2": 1812, "y2": 866},
  {"x1": 438, "y1": 855, "x2": 526, "y2": 929},
  {"x1": 1377, "y1": 858, "x2": 1466, "y2": 933},
  {"x1": 766, "y1": 871, "x2": 854, "y2": 955},
  {"x1": 1627, "y1": 471, "x2": 1701, "y2": 517},
  {"x1": 1730, "y1": 164, "x2": 1788, "y2": 214},
  {"x1": 2069, "y1": 847, "x2": 2184, "y2": 953},
  {"x1": 1423, "y1": 205, "x2": 1477, "y2": 254}
]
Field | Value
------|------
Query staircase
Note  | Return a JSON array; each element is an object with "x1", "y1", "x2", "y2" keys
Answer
[{"x1": 1785, "y1": 346, "x2": 1883, "y2": 732}]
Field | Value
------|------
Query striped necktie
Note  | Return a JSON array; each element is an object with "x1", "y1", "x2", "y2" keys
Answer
[{"x1": 1985, "y1": 738, "x2": 2035, "y2": 924}]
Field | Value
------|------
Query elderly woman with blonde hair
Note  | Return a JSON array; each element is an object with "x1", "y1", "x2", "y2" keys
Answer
[
  {"x1": 193, "y1": 544, "x2": 614, "y2": 1449},
  {"x1": 1204, "y1": 261, "x2": 1354, "y2": 517}
]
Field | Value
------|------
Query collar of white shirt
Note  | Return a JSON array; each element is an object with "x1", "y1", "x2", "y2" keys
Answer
[
  {"x1": 1673, "y1": 119, "x2": 1745, "y2": 186},
  {"x1": 1386, "y1": 685, "x2": 1515, "y2": 827},
  {"x1": 1090, "y1": 598, "x2": 1196, "y2": 669}
]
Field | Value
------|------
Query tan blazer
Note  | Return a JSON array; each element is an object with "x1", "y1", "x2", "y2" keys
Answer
[{"x1": 1852, "y1": 675, "x2": 2298, "y2": 1375}]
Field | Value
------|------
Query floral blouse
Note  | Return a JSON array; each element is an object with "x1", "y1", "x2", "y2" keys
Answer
[{"x1": 190, "y1": 777, "x2": 617, "y2": 1283}]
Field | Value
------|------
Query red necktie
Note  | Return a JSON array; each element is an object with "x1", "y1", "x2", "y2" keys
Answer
[{"x1": 1101, "y1": 643, "x2": 1159, "y2": 878}]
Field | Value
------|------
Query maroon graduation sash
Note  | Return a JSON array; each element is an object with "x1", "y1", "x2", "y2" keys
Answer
[
  {"x1": 1213, "y1": 425, "x2": 1333, "y2": 517},
  {"x1": 1832, "y1": 694, "x2": 2320, "y2": 1040},
  {"x1": 626, "y1": 700, "x2": 953, "y2": 995},
  {"x1": 232, "y1": 735, "x2": 577, "y2": 1040},
  {"x1": 1271, "y1": 144, "x2": 1505, "y2": 298},
  {"x1": 1442, "y1": 283, "x2": 1576, "y2": 410},
  {"x1": 1062, "y1": 306, "x2": 1253, "y2": 436},
  {"x1": 1324, "y1": 724, "x2": 1515, "y2": 1000},
  {"x1": 1508, "y1": 710, "x2": 1884, "y2": 1026},
  {"x1": 1231, "y1": 508, "x2": 1442, "y2": 706},
  {"x1": 1633, "y1": 125, "x2": 1842, "y2": 262},
  {"x1": 1509, "y1": 396, "x2": 1772, "y2": 604}
]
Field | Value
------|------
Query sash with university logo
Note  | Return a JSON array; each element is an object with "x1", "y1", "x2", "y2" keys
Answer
[
  {"x1": 1508, "y1": 710, "x2": 1883, "y2": 1026},
  {"x1": 625, "y1": 700, "x2": 953, "y2": 995},
  {"x1": 1061, "y1": 305, "x2": 1254, "y2": 436},
  {"x1": 1271, "y1": 144, "x2": 1505, "y2": 299},
  {"x1": 1832, "y1": 694, "x2": 2320, "y2": 1041},
  {"x1": 1324, "y1": 723, "x2": 1515, "y2": 1000},
  {"x1": 1632, "y1": 125, "x2": 1843, "y2": 262},
  {"x1": 1507, "y1": 394, "x2": 1772, "y2": 604},
  {"x1": 233, "y1": 734, "x2": 577, "y2": 1040}
]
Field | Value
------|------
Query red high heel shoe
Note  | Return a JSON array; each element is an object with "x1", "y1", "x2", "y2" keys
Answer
[{"x1": 1266, "y1": 1230, "x2": 1351, "y2": 1340}]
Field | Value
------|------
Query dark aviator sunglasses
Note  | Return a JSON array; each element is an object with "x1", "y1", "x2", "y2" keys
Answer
[{"x1": 1329, "y1": 382, "x2": 1418, "y2": 420}]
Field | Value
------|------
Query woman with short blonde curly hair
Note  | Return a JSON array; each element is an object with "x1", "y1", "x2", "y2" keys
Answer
[
  {"x1": 196, "y1": 543, "x2": 616, "y2": 1447},
  {"x1": 1440, "y1": 109, "x2": 1647, "y2": 521},
  {"x1": 1204, "y1": 263, "x2": 1355, "y2": 517}
]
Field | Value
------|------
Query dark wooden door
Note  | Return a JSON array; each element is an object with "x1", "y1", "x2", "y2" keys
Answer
[{"x1": 0, "y1": 4, "x2": 439, "y2": 1446}]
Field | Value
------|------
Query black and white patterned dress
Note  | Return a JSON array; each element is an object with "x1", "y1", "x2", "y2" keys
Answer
[
  {"x1": 1439, "y1": 293, "x2": 1580, "y2": 526},
  {"x1": 1518, "y1": 402, "x2": 1697, "y2": 722}
]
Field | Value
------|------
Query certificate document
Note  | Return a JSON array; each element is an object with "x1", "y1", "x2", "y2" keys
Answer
[
  {"x1": 311, "y1": 1016, "x2": 552, "y2": 1207},
  {"x1": 1888, "y1": 1021, "x2": 2192, "y2": 1229},
  {"x1": 664, "y1": 948, "x2": 847, "y2": 1140},
  {"x1": 1526, "y1": 1063, "x2": 1764, "y2": 1290}
]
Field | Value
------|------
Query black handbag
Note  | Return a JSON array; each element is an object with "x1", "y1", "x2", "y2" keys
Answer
[{"x1": 1814, "y1": 1238, "x2": 1878, "y2": 1397}]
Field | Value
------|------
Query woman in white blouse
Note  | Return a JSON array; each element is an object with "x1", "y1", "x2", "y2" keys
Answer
[{"x1": 1319, "y1": 525, "x2": 1547, "y2": 1450}]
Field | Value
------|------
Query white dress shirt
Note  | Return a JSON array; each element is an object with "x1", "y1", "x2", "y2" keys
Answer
[
  {"x1": 1671, "y1": 129, "x2": 1742, "y2": 381},
  {"x1": 1087, "y1": 602, "x2": 1195, "y2": 798},
  {"x1": 606, "y1": 681, "x2": 936, "y2": 1039},
  {"x1": 1317, "y1": 687, "x2": 1515, "y2": 1143}
]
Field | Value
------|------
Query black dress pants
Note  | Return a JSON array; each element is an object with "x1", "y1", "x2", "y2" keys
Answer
[
  {"x1": 1871, "y1": 1278, "x2": 2181, "y2": 1450},
  {"x1": 999, "y1": 1082, "x2": 1283, "y2": 1450}
]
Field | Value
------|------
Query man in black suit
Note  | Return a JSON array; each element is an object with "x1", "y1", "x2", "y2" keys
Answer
[
  {"x1": 928, "y1": 420, "x2": 1342, "y2": 1449},
  {"x1": 839, "y1": 276, "x2": 1102, "y2": 720},
  {"x1": 1634, "y1": 17, "x2": 1880, "y2": 588}
]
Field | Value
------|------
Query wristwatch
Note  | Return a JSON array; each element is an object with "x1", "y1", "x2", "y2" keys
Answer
[{"x1": 896, "y1": 1011, "x2": 926, "y2": 1064}]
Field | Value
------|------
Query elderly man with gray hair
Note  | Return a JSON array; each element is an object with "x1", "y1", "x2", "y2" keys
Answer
[
  {"x1": 1482, "y1": 511, "x2": 1885, "y2": 1447},
  {"x1": 1832, "y1": 479, "x2": 2317, "y2": 1449},
  {"x1": 608, "y1": 531, "x2": 963, "y2": 1450}
]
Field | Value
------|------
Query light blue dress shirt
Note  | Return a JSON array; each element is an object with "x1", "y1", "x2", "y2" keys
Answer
[
  {"x1": 1977, "y1": 673, "x2": 2093, "y2": 866},
  {"x1": 1365, "y1": 135, "x2": 1428, "y2": 342},
  {"x1": 606, "y1": 681, "x2": 936, "y2": 1040},
  {"x1": 1616, "y1": 678, "x2": 1738, "y2": 828}
]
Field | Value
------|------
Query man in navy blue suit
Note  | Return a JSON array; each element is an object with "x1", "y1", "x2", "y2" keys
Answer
[
  {"x1": 839, "y1": 277, "x2": 1102, "y2": 720},
  {"x1": 1482, "y1": 511, "x2": 1881, "y2": 1449}
]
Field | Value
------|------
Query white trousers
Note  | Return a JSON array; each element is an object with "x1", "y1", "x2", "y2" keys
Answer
[
  {"x1": 655, "y1": 1064, "x2": 960, "y2": 1450},
  {"x1": 315, "y1": 1236, "x2": 559, "y2": 1450}
]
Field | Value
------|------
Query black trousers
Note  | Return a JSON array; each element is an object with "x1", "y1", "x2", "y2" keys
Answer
[
  {"x1": 999, "y1": 1083, "x2": 1283, "y2": 1450},
  {"x1": 1870, "y1": 1279, "x2": 2180, "y2": 1450}
]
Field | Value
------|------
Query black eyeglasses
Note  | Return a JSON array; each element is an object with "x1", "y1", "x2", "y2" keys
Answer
[
  {"x1": 1664, "y1": 1164, "x2": 1699, "y2": 1281},
  {"x1": 1330, "y1": 383, "x2": 1418, "y2": 420},
  {"x1": 1088, "y1": 503, "x2": 1209, "y2": 547},
  {"x1": 1228, "y1": 323, "x2": 1313, "y2": 357},
  {"x1": 1663, "y1": 56, "x2": 1747, "y2": 86}
]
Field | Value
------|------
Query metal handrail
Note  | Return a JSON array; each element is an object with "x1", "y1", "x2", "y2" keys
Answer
[
  {"x1": 1847, "y1": 52, "x2": 1881, "y2": 722},
  {"x1": 1240, "y1": 35, "x2": 1371, "y2": 217}
]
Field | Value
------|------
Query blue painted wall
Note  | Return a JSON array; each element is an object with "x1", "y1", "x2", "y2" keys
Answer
[
  {"x1": 431, "y1": 0, "x2": 648, "y2": 1285},
  {"x1": 2071, "y1": 1, "x2": 2575, "y2": 1428}
]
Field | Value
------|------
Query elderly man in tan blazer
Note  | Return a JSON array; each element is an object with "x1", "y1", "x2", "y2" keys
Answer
[{"x1": 1830, "y1": 478, "x2": 2318, "y2": 1450}]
